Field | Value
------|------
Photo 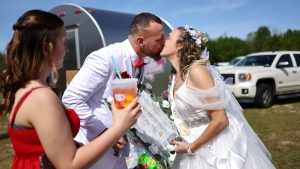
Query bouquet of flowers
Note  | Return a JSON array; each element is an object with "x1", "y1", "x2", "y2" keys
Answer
[{"x1": 127, "y1": 84, "x2": 181, "y2": 168}]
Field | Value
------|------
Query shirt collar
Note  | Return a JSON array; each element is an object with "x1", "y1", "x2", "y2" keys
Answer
[{"x1": 124, "y1": 39, "x2": 139, "y2": 64}]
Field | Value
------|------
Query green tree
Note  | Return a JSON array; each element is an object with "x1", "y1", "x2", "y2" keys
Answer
[
  {"x1": 0, "y1": 52, "x2": 5, "y2": 72},
  {"x1": 247, "y1": 26, "x2": 271, "y2": 52},
  {"x1": 207, "y1": 40, "x2": 218, "y2": 64},
  {"x1": 208, "y1": 37, "x2": 249, "y2": 62},
  {"x1": 266, "y1": 34, "x2": 282, "y2": 51},
  {"x1": 281, "y1": 29, "x2": 300, "y2": 50}
]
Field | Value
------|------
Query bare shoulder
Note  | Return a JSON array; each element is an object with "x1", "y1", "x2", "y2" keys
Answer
[
  {"x1": 188, "y1": 64, "x2": 215, "y2": 90},
  {"x1": 26, "y1": 87, "x2": 63, "y2": 115},
  {"x1": 15, "y1": 86, "x2": 65, "y2": 128},
  {"x1": 189, "y1": 64, "x2": 210, "y2": 77},
  {"x1": 30, "y1": 87, "x2": 60, "y2": 105}
]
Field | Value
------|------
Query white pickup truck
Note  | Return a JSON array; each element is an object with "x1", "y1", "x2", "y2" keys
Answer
[{"x1": 218, "y1": 51, "x2": 300, "y2": 108}]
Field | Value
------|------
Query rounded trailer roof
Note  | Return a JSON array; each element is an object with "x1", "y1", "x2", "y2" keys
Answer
[{"x1": 50, "y1": 3, "x2": 173, "y2": 47}]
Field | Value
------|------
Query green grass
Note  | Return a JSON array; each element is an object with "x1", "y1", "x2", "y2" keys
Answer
[
  {"x1": 243, "y1": 98, "x2": 300, "y2": 169},
  {"x1": 0, "y1": 115, "x2": 13, "y2": 169},
  {"x1": 0, "y1": 98, "x2": 300, "y2": 168}
]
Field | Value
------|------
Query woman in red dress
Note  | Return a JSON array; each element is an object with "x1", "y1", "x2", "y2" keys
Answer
[{"x1": 0, "y1": 10, "x2": 141, "y2": 169}]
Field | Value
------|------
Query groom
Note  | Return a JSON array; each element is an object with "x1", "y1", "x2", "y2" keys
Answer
[{"x1": 62, "y1": 12, "x2": 165, "y2": 169}]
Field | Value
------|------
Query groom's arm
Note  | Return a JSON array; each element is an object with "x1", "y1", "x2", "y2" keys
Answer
[{"x1": 62, "y1": 50, "x2": 111, "y2": 141}]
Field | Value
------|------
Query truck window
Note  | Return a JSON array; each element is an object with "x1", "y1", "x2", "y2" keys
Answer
[
  {"x1": 236, "y1": 55, "x2": 275, "y2": 67},
  {"x1": 277, "y1": 54, "x2": 293, "y2": 67},
  {"x1": 293, "y1": 54, "x2": 300, "y2": 67}
]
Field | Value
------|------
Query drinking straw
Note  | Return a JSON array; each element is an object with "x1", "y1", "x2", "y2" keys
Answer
[{"x1": 111, "y1": 56, "x2": 122, "y2": 79}]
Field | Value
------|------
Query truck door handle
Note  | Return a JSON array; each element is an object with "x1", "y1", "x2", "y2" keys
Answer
[{"x1": 292, "y1": 70, "x2": 297, "y2": 73}]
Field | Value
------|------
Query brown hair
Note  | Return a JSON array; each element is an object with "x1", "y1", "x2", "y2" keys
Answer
[
  {"x1": 173, "y1": 27, "x2": 209, "y2": 80},
  {"x1": 129, "y1": 12, "x2": 162, "y2": 36},
  {"x1": 0, "y1": 10, "x2": 64, "y2": 115}
]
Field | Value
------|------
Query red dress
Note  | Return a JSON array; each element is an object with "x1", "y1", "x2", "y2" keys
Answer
[{"x1": 7, "y1": 87, "x2": 80, "y2": 169}]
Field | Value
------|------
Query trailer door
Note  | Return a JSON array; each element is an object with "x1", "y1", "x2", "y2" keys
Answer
[{"x1": 57, "y1": 25, "x2": 81, "y2": 93}]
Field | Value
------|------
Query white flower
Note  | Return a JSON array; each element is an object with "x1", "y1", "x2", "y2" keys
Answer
[
  {"x1": 144, "y1": 82, "x2": 152, "y2": 90},
  {"x1": 183, "y1": 25, "x2": 208, "y2": 49},
  {"x1": 195, "y1": 39, "x2": 202, "y2": 46},
  {"x1": 162, "y1": 100, "x2": 170, "y2": 109},
  {"x1": 107, "y1": 95, "x2": 113, "y2": 104}
]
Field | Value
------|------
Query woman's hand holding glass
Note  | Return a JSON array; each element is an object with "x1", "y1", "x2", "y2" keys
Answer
[{"x1": 111, "y1": 97, "x2": 141, "y2": 131}]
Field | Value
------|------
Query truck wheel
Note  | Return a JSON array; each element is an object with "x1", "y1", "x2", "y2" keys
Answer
[{"x1": 255, "y1": 83, "x2": 274, "y2": 108}]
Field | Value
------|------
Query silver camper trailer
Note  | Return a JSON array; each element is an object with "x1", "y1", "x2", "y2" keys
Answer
[{"x1": 50, "y1": 4, "x2": 173, "y2": 96}]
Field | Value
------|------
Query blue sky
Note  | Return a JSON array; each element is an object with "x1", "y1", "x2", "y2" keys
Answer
[{"x1": 0, "y1": 0, "x2": 299, "y2": 52}]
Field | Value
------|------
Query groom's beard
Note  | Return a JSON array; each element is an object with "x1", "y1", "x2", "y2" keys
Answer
[
  {"x1": 144, "y1": 46, "x2": 163, "y2": 61},
  {"x1": 151, "y1": 54, "x2": 162, "y2": 61},
  {"x1": 148, "y1": 50, "x2": 162, "y2": 61}
]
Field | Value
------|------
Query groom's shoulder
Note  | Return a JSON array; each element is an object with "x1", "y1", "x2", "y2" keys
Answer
[{"x1": 95, "y1": 40, "x2": 128, "y2": 57}]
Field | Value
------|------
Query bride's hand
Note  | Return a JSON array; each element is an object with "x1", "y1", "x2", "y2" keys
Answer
[{"x1": 172, "y1": 140, "x2": 189, "y2": 154}]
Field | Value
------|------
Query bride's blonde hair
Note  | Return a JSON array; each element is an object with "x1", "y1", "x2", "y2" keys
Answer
[{"x1": 173, "y1": 26, "x2": 209, "y2": 79}]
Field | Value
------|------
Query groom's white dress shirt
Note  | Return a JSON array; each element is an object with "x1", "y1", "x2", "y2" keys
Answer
[{"x1": 62, "y1": 39, "x2": 139, "y2": 169}]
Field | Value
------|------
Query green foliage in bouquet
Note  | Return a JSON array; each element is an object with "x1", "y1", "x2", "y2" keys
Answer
[
  {"x1": 127, "y1": 129, "x2": 169, "y2": 168},
  {"x1": 133, "y1": 153, "x2": 167, "y2": 169}
]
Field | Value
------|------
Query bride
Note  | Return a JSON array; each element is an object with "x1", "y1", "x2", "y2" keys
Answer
[{"x1": 160, "y1": 25, "x2": 276, "y2": 169}]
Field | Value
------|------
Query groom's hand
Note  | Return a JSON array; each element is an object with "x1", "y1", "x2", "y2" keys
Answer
[{"x1": 113, "y1": 135, "x2": 128, "y2": 156}]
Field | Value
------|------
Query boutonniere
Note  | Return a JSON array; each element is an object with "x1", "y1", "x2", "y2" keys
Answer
[
  {"x1": 117, "y1": 71, "x2": 131, "y2": 79},
  {"x1": 134, "y1": 59, "x2": 146, "y2": 68}
]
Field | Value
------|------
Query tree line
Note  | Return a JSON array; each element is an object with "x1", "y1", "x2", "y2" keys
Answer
[
  {"x1": 1, "y1": 26, "x2": 300, "y2": 67},
  {"x1": 208, "y1": 26, "x2": 300, "y2": 64}
]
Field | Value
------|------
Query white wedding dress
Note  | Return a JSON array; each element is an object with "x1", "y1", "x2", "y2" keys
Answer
[{"x1": 169, "y1": 65, "x2": 276, "y2": 169}]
